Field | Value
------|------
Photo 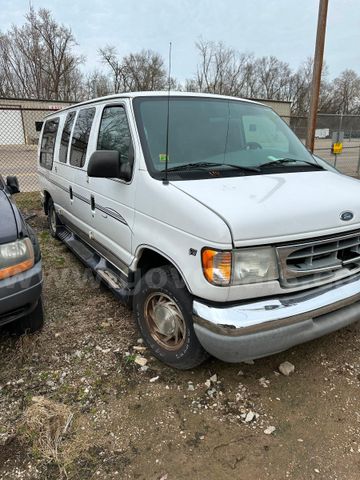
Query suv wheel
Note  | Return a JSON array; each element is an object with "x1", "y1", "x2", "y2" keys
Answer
[
  {"x1": 48, "y1": 198, "x2": 61, "y2": 238},
  {"x1": 10, "y1": 297, "x2": 45, "y2": 335},
  {"x1": 134, "y1": 266, "x2": 208, "y2": 369}
]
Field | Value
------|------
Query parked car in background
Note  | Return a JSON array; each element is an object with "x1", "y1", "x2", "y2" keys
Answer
[
  {"x1": 0, "y1": 175, "x2": 44, "y2": 333},
  {"x1": 38, "y1": 92, "x2": 360, "y2": 369}
]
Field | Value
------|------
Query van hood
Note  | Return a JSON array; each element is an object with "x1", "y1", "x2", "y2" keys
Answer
[
  {"x1": 172, "y1": 171, "x2": 360, "y2": 246},
  {"x1": 0, "y1": 190, "x2": 18, "y2": 244}
]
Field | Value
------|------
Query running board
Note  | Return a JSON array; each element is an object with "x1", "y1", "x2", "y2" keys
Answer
[{"x1": 58, "y1": 227, "x2": 131, "y2": 305}]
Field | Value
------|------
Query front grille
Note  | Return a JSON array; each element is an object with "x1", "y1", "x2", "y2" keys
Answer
[{"x1": 276, "y1": 230, "x2": 360, "y2": 287}]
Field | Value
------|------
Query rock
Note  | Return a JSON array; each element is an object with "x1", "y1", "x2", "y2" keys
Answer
[
  {"x1": 279, "y1": 361, "x2": 295, "y2": 376},
  {"x1": 204, "y1": 379, "x2": 211, "y2": 388},
  {"x1": 207, "y1": 388, "x2": 216, "y2": 398},
  {"x1": 134, "y1": 356, "x2": 148, "y2": 366},
  {"x1": 259, "y1": 377, "x2": 270, "y2": 388},
  {"x1": 149, "y1": 376, "x2": 159, "y2": 383},
  {"x1": 133, "y1": 346, "x2": 147, "y2": 353},
  {"x1": 139, "y1": 365, "x2": 149, "y2": 372},
  {"x1": 242, "y1": 359, "x2": 255, "y2": 365},
  {"x1": 137, "y1": 338, "x2": 144, "y2": 344},
  {"x1": 237, "y1": 370, "x2": 244, "y2": 376},
  {"x1": 188, "y1": 384, "x2": 195, "y2": 391},
  {"x1": 209, "y1": 374, "x2": 217, "y2": 383},
  {"x1": 264, "y1": 426, "x2": 276, "y2": 435},
  {"x1": 245, "y1": 411, "x2": 255, "y2": 423}
]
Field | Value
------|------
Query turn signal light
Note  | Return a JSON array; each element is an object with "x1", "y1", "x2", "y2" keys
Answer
[{"x1": 201, "y1": 249, "x2": 232, "y2": 286}]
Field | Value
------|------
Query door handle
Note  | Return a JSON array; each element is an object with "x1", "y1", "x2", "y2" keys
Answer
[
  {"x1": 69, "y1": 186, "x2": 73, "y2": 200},
  {"x1": 90, "y1": 195, "x2": 95, "y2": 211}
]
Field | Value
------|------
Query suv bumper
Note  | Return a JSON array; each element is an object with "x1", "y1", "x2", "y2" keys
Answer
[
  {"x1": 193, "y1": 273, "x2": 360, "y2": 362},
  {"x1": 0, "y1": 261, "x2": 43, "y2": 326}
]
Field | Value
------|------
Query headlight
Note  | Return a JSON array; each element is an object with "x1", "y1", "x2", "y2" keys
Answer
[
  {"x1": 0, "y1": 238, "x2": 35, "y2": 280},
  {"x1": 233, "y1": 247, "x2": 278, "y2": 285},
  {"x1": 202, "y1": 249, "x2": 232, "y2": 286}
]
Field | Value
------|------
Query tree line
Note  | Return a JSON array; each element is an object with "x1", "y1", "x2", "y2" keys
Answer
[{"x1": 0, "y1": 8, "x2": 359, "y2": 117}]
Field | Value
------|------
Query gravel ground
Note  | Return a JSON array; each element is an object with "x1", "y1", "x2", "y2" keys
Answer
[{"x1": 1, "y1": 193, "x2": 360, "y2": 480}]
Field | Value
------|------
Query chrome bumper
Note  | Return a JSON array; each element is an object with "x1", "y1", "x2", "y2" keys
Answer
[{"x1": 193, "y1": 273, "x2": 360, "y2": 362}]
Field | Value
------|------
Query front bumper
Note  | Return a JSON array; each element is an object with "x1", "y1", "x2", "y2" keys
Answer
[
  {"x1": 193, "y1": 273, "x2": 360, "y2": 362},
  {"x1": 0, "y1": 261, "x2": 43, "y2": 326}
]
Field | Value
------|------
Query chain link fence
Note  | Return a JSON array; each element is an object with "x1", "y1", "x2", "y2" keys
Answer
[
  {"x1": 0, "y1": 106, "x2": 57, "y2": 192},
  {"x1": 1, "y1": 104, "x2": 360, "y2": 195},
  {"x1": 285, "y1": 113, "x2": 360, "y2": 177}
]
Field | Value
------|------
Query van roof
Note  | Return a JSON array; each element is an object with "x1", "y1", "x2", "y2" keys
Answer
[{"x1": 44, "y1": 91, "x2": 266, "y2": 118}]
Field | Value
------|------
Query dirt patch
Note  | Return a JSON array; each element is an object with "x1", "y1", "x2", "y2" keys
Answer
[{"x1": 1, "y1": 193, "x2": 360, "y2": 479}]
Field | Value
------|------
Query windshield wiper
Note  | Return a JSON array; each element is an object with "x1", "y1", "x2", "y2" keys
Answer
[
  {"x1": 162, "y1": 162, "x2": 260, "y2": 173},
  {"x1": 258, "y1": 158, "x2": 324, "y2": 170}
]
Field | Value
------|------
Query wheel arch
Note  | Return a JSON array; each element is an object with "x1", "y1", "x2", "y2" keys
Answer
[{"x1": 132, "y1": 246, "x2": 192, "y2": 293}]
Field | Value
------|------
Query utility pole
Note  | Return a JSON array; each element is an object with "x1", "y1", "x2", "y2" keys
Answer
[{"x1": 306, "y1": 0, "x2": 329, "y2": 152}]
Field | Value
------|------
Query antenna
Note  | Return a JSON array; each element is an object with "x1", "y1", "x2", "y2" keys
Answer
[{"x1": 163, "y1": 42, "x2": 172, "y2": 185}]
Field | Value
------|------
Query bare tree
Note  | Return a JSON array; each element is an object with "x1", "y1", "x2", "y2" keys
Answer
[
  {"x1": 254, "y1": 56, "x2": 292, "y2": 100},
  {"x1": 0, "y1": 7, "x2": 84, "y2": 100},
  {"x1": 98, "y1": 46, "x2": 123, "y2": 93},
  {"x1": 82, "y1": 70, "x2": 112, "y2": 99},
  {"x1": 190, "y1": 40, "x2": 255, "y2": 97},
  {"x1": 99, "y1": 47, "x2": 168, "y2": 92},
  {"x1": 330, "y1": 69, "x2": 360, "y2": 114}
]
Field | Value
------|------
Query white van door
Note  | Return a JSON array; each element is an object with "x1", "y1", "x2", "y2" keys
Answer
[
  {"x1": 73, "y1": 103, "x2": 136, "y2": 272},
  {"x1": 65, "y1": 107, "x2": 97, "y2": 238}
]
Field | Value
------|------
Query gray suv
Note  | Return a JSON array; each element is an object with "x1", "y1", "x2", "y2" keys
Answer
[{"x1": 0, "y1": 175, "x2": 43, "y2": 333}]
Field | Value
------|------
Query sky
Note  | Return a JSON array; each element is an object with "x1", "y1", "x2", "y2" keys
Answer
[{"x1": 0, "y1": 0, "x2": 359, "y2": 82}]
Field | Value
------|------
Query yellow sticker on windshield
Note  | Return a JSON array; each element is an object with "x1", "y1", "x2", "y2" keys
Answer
[{"x1": 159, "y1": 153, "x2": 169, "y2": 162}]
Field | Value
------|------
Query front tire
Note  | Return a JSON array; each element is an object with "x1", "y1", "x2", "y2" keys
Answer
[
  {"x1": 48, "y1": 198, "x2": 61, "y2": 238},
  {"x1": 133, "y1": 266, "x2": 208, "y2": 369}
]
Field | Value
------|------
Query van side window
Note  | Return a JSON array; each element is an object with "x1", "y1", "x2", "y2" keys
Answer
[
  {"x1": 97, "y1": 106, "x2": 133, "y2": 171},
  {"x1": 69, "y1": 108, "x2": 96, "y2": 168},
  {"x1": 39, "y1": 118, "x2": 59, "y2": 170},
  {"x1": 59, "y1": 111, "x2": 76, "y2": 163}
]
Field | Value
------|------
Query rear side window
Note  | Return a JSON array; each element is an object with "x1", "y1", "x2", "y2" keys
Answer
[
  {"x1": 40, "y1": 118, "x2": 59, "y2": 170},
  {"x1": 70, "y1": 108, "x2": 95, "y2": 168},
  {"x1": 59, "y1": 111, "x2": 76, "y2": 163},
  {"x1": 97, "y1": 106, "x2": 133, "y2": 168}
]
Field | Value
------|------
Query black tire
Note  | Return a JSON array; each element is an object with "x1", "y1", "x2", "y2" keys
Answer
[
  {"x1": 9, "y1": 297, "x2": 45, "y2": 335},
  {"x1": 48, "y1": 198, "x2": 61, "y2": 238},
  {"x1": 133, "y1": 266, "x2": 209, "y2": 370}
]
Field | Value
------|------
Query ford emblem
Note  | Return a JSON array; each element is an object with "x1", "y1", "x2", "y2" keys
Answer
[{"x1": 340, "y1": 211, "x2": 354, "y2": 221}]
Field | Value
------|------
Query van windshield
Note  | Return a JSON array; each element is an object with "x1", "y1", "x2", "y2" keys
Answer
[{"x1": 133, "y1": 96, "x2": 320, "y2": 180}]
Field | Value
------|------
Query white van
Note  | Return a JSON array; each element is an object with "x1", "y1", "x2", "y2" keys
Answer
[{"x1": 38, "y1": 92, "x2": 360, "y2": 369}]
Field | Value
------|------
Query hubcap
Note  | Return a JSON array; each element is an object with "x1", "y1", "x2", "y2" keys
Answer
[
  {"x1": 50, "y1": 207, "x2": 57, "y2": 233},
  {"x1": 144, "y1": 293, "x2": 186, "y2": 351}
]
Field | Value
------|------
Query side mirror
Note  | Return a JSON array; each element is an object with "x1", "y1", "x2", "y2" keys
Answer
[
  {"x1": 87, "y1": 151, "x2": 121, "y2": 179},
  {"x1": 6, "y1": 176, "x2": 20, "y2": 194},
  {"x1": 35, "y1": 121, "x2": 43, "y2": 132}
]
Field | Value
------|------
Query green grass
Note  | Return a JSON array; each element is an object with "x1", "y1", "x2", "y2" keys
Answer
[{"x1": 14, "y1": 192, "x2": 42, "y2": 212}]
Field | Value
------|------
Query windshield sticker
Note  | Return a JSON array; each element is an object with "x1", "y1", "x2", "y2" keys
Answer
[{"x1": 159, "y1": 153, "x2": 169, "y2": 162}]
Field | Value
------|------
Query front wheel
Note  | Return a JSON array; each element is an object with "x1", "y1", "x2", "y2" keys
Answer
[
  {"x1": 48, "y1": 198, "x2": 61, "y2": 238},
  {"x1": 133, "y1": 266, "x2": 208, "y2": 370}
]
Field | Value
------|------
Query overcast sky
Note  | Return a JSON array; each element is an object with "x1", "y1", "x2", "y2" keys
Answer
[{"x1": 0, "y1": 0, "x2": 359, "y2": 82}]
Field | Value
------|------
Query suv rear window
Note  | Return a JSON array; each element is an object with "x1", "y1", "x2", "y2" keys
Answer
[
  {"x1": 39, "y1": 118, "x2": 59, "y2": 170},
  {"x1": 69, "y1": 108, "x2": 95, "y2": 168}
]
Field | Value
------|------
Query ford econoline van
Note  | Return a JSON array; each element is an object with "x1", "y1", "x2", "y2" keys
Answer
[{"x1": 38, "y1": 92, "x2": 360, "y2": 369}]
